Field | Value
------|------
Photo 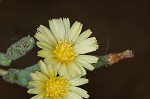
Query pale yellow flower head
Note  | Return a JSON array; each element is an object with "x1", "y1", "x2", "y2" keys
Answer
[
  {"x1": 28, "y1": 60, "x2": 89, "y2": 99},
  {"x1": 34, "y1": 18, "x2": 99, "y2": 77}
]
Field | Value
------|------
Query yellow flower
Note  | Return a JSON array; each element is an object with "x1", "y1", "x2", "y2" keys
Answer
[
  {"x1": 34, "y1": 18, "x2": 99, "y2": 77},
  {"x1": 28, "y1": 60, "x2": 89, "y2": 99}
]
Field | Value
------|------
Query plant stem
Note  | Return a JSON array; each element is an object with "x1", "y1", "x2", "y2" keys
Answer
[{"x1": 0, "y1": 68, "x2": 8, "y2": 76}]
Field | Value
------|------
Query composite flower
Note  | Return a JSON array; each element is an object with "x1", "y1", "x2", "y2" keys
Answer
[
  {"x1": 28, "y1": 60, "x2": 89, "y2": 99},
  {"x1": 34, "y1": 18, "x2": 99, "y2": 77}
]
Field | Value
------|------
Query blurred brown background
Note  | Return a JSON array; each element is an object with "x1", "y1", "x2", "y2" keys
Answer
[{"x1": 0, "y1": 0, "x2": 150, "y2": 99}]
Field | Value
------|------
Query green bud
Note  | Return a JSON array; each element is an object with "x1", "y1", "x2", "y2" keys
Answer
[
  {"x1": 5, "y1": 35, "x2": 35, "y2": 61},
  {"x1": 0, "y1": 53, "x2": 12, "y2": 66}
]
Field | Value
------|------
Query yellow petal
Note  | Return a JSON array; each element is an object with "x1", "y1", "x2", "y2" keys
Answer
[
  {"x1": 69, "y1": 78, "x2": 88, "y2": 86},
  {"x1": 68, "y1": 21, "x2": 82, "y2": 42},
  {"x1": 37, "y1": 42, "x2": 53, "y2": 50},
  {"x1": 75, "y1": 29, "x2": 92, "y2": 44},
  {"x1": 77, "y1": 55, "x2": 98, "y2": 63},
  {"x1": 69, "y1": 86, "x2": 89, "y2": 98}
]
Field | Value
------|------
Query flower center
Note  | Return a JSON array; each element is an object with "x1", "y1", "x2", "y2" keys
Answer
[
  {"x1": 53, "y1": 40, "x2": 75, "y2": 63},
  {"x1": 46, "y1": 77, "x2": 69, "y2": 98}
]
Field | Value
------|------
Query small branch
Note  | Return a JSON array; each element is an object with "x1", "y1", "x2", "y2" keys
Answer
[
  {"x1": 107, "y1": 50, "x2": 134, "y2": 64},
  {"x1": 93, "y1": 50, "x2": 134, "y2": 69}
]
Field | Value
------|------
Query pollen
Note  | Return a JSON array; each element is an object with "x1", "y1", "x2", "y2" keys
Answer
[
  {"x1": 45, "y1": 77, "x2": 69, "y2": 98},
  {"x1": 53, "y1": 40, "x2": 75, "y2": 63}
]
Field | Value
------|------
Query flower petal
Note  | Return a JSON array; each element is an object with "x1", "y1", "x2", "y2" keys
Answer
[
  {"x1": 69, "y1": 78, "x2": 88, "y2": 86},
  {"x1": 35, "y1": 71, "x2": 49, "y2": 81},
  {"x1": 69, "y1": 86, "x2": 89, "y2": 98},
  {"x1": 37, "y1": 25, "x2": 57, "y2": 45},
  {"x1": 75, "y1": 29, "x2": 92, "y2": 44},
  {"x1": 52, "y1": 61, "x2": 61, "y2": 74},
  {"x1": 44, "y1": 57, "x2": 59, "y2": 65},
  {"x1": 74, "y1": 37, "x2": 97, "y2": 47},
  {"x1": 34, "y1": 32, "x2": 53, "y2": 46},
  {"x1": 58, "y1": 64, "x2": 68, "y2": 76},
  {"x1": 67, "y1": 64, "x2": 78, "y2": 78},
  {"x1": 28, "y1": 88, "x2": 43, "y2": 94},
  {"x1": 63, "y1": 18, "x2": 70, "y2": 38},
  {"x1": 67, "y1": 21, "x2": 82, "y2": 42},
  {"x1": 66, "y1": 92, "x2": 83, "y2": 99},
  {"x1": 37, "y1": 50, "x2": 53, "y2": 58},
  {"x1": 74, "y1": 37, "x2": 98, "y2": 54},
  {"x1": 72, "y1": 24, "x2": 83, "y2": 43},
  {"x1": 74, "y1": 45, "x2": 98, "y2": 55},
  {"x1": 75, "y1": 62, "x2": 87, "y2": 76},
  {"x1": 49, "y1": 18, "x2": 66, "y2": 41},
  {"x1": 69, "y1": 62, "x2": 82, "y2": 74},
  {"x1": 78, "y1": 55, "x2": 99, "y2": 63},
  {"x1": 38, "y1": 60, "x2": 50, "y2": 76},
  {"x1": 76, "y1": 58, "x2": 94, "y2": 71},
  {"x1": 36, "y1": 41, "x2": 53, "y2": 50},
  {"x1": 30, "y1": 93, "x2": 46, "y2": 99},
  {"x1": 28, "y1": 81, "x2": 45, "y2": 88},
  {"x1": 30, "y1": 73, "x2": 40, "y2": 81}
]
